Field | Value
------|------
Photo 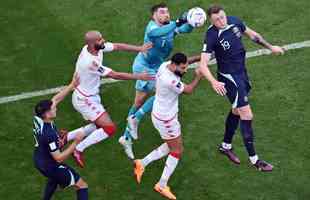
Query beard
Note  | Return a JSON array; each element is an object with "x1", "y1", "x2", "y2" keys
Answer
[
  {"x1": 94, "y1": 43, "x2": 105, "y2": 51},
  {"x1": 174, "y1": 70, "x2": 184, "y2": 78}
]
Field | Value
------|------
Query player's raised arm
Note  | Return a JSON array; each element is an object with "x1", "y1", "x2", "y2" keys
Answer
[
  {"x1": 51, "y1": 73, "x2": 80, "y2": 107},
  {"x1": 147, "y1": 22, "x2": 177, "y2": 38},
  {"x1": 112, "y1": 42, "x2": 153, "y2": 53},
  {"x1": 182, "y1": 68, "x2": 202, "y2": 94},
  {"x1": 244, "y1": 26, "x2": 284, "y2": 55},
  {"x1": 106, "y1": 70, "x2": 154, "y2": 81},
  {"x1": 188, "y1": 55, "x2": 201, "y2": 64}
]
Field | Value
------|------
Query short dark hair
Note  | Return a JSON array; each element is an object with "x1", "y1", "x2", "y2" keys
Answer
[
  {"x1": 171, "y1": 53, "x2": 187, "y2": 65},
  {"x1": 151, "y1": 3, "x2": 168, "y2": 14},
  {"x1": 34, "y1": 99, "x2": 53, "y2": 118},
  {"x1": 207, "y1": 4, "x2": 224, "y2": 17}
]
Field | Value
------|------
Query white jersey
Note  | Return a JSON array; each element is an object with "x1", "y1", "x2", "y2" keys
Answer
[
  {"x1": 152, "y1": 61, "x2": 185, "y2": 120},
  {"x1": 74, "y1": 42, "x2": 114, "y2": 96}
]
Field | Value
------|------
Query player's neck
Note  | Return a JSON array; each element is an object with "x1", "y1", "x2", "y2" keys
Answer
[
  {"x1": 87, "y1": 46, "x2": 99, "y2": 56},
  {"x1": 154, "y1": 19, "x2": 164, "y2": 27},
  {"x1": 167, "y1": 63, "x2": 175, "y2": 73},
  {"x1": 43, "y1": 118, "x2": 53, "y2": 123}
]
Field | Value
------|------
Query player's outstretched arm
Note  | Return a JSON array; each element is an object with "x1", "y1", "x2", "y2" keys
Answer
[
  {"x1": 188, "y1": 55, "x2": 201, "y2": 65},
  {"x1": 148, "y1": 22, "x2": 177, "y2": 38},
  {"x1": 175, "y1": 23, "x2": 194, "y2": 34},
  {"x1": 106, "y1": 70, "x2": 154, "y2": 81},
  {"x1": 182, "y1": 68, "x2": 202, "y2": 94},
  {"x1": 199, "y1": 52, "x2": 226, "y2": 96},
  {"x1": 51, "y1": 73, "x2": 79, "y2": 107},
  {"x1": 112, "y1": 42, "x2": 153, "y2": 53},
  {"x1": 244, "y1": 26, "x2": 285, "y2": 55},
  {"x1": 51, "y1": 131, "x2": 84, "y2": 163}
]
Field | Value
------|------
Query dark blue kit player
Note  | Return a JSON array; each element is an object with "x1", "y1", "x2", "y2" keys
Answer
[
  {"x1": 199, "y1": 4, "x2": 284, "y2": 171},
  {"x1": 33, "y1": 75, "x2": 88, "y2": 199}
]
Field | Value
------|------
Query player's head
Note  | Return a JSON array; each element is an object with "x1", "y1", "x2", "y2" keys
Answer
[
  {"x1": 207, "y1": 4, "x2": 227, "y2": 29},
  {"x1": 85, "y1": 30, "x2": 106, "y2": 51},
  {"x1": 34, "y1": 100, "x2": 56, "y2": 121},
  {"x1": 151, "y1": 3, "x2": 170, "y2": 25},
  {"x1": 170, "y1": 52, "x2": 188, "y2": 77}
]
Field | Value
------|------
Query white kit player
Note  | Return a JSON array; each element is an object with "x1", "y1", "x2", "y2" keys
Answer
[
  {"x1": 133, "y1": 53, "x2": 202, "y2": 200},
  {"x1": 65, "y1": 30, "x2": 153, "y2": 168}
]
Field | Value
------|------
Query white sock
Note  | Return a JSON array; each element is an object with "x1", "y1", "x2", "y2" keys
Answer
[
  {"x1": 141, "y1": 143, "x2": 169, "y2": 167},
  {"x1": 159, "y1": 154, "x2": 179, "y2": 188},
  {"x1": 222, "y1": 142, "x2": 232, "y2": 150},
  {"x1": 67, "y1": 124, "x2": 97, "y2": 141},
  {"x1": 76, "y1": 128, "x2": 109, "y2": 152},
  {"x1": 249, "y1": 155, "x2": 259, "y2": 164}
]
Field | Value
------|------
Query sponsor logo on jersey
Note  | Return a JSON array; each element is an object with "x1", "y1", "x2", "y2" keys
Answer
[
  {"x1": 233, "y1": 26, "x2": 241, "y2": 38},
  {"x1": 98, "y1": 66, "x2": 105, "y2": 74},
  {"x1": 176, "y1": 82, "x2": 181, "y2": 88}
]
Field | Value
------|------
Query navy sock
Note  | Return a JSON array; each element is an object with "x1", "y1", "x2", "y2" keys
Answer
[
  {"x1": 240, "y1": 120, "x2": 256, "y2": 156},
  {"x1": 43, "y1": 179, "x2": 57, "y2": 200},
  {"x1": 77, "y1": 188, "x2": 88, "y2": 200},
  {"x1": 223, "y1": 111, "x2": 240, "y2": 144}
]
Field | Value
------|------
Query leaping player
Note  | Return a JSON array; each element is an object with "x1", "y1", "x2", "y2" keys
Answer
[
  {"x1": 66, "y1": 30, "x2": 153, "y2": 168},
  {"x1": 119, "y1": 3, "x2": 201, "y2": 159},
  {"x1": 134, "y1": 53, "x2": 202, "y2": 200}
]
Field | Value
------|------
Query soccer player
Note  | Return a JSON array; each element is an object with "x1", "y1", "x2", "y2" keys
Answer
[
  {"x1": 119, "y1": 3, "x2": 200, "y2": 159},
  {"x1": 133, "y1": 53, "x2": 202, "y2": 200},
  {"x1": 199, "y1": 5, "x2": 285, "y2": 171},
  {"x1": 33, "y1": 75, "x2": 89, "y2": 200},
  {"x1": 68, "y1": 30, "x2": 153, "y2": 168}
]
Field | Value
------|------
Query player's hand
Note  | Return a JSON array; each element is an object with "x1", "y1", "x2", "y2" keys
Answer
[
  {"x1": 135, "y1": 72, "x2": 155, "y2": 81},
  {"x1": 176, "y1": 11, "x2": 188, "y2": 27},
  {"x1": 74, "y1": 131, "x2": 85, "y2": 143},
  {"x1": 58, "y1": 129, "x2": 68, "y2": 149},
  {"x1": 270, "y1": 45, "x2": 285, "y2": 55},
  {"x1": 195, "y1": 68, "x2": 203, "y2": 79},
  {"x1": 211, "y1": 80, "x2": 226, "y2": 96},
  {"x1": 140, "y1": 42, "x2": 153, "y2": 53}
]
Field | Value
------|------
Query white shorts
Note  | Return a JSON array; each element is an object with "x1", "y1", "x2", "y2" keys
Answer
[
  {"x1": 151, "y1": 113, "x2": 181, "y2": 140},
  {"x1": 72, "y1": 90, "x2": 106, "y2": 122}
]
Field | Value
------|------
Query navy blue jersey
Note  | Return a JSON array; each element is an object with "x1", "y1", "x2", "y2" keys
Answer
[
  {"x1": 33, "y1": 116, "x2": 60, "y2": 172},
  {"x1": 202, "y1": 16, "x2": 247, "y2": 74}
]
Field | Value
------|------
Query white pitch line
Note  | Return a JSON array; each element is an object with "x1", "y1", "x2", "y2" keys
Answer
[{"x1": 1, "y1": 40, "x2": 310, "y2": 105}]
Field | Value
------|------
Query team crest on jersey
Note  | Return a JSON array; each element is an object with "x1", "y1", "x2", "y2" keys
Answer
[
  {"x1": 233, "y1": 26, "x2": 241, "y2": 38},
  {"x1": 244, "y1": 96, "x2": 248, "y2": 102}
]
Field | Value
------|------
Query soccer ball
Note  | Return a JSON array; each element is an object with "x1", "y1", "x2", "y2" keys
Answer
[{"x1": 187, "y1": 7, "x2": 207, "y2": 28}]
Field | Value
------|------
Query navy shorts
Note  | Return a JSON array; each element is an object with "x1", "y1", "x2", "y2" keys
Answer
[
  {"x1": 37, "y1": 164, "x2": 80, "y2": 188},
  {"x1": 218, "y1": 71, "x2": 251, "y2": 108}
]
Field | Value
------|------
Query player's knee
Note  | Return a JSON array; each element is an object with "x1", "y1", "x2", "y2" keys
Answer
[
  {"x1": 238, "y1": 108, "x2": 253, "y2": 120},
  {"x1": 102, "y1": 123, "x2": 117, "y2": 137},
  {"x1": 76, "y1": 178, "x2": 88, "y2": 189},
  {"x1": 169, "y1": 150, "x2": 183, "y2": 159},
  {"x1": 170, "y1": 146, "x2": 183, "y2": 158},
  {"x1": 134, "y1": 99, "x2": 144, "y2": 108},
  {"x1": 232, "y1": 108, "x2": 239, "y2": 116}
]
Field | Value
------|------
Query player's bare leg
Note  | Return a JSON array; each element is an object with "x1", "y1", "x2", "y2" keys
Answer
[
  {"x1": 238, "y1": 105, "x2": 273, "y2": 171},
  {"x1": 73, "y1": 112, "x2": 117, "y2": 167},
  {"x1": 74, "y1": 178, "x2": 88, "y2": 200},
  {"x1": 219, "y1": 108, "x2": 241, "y2": 164},
  {"x1": 119, "y1": 90, "x2": 150, "y2": 159}
]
